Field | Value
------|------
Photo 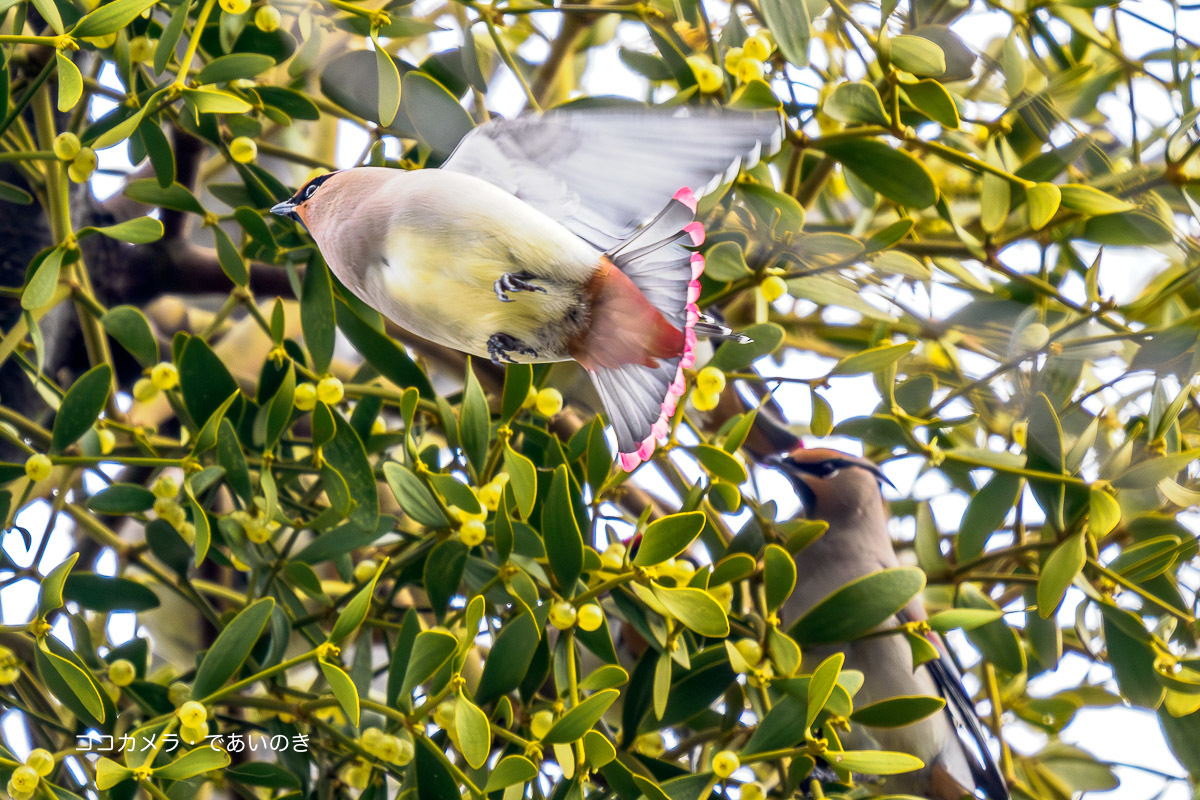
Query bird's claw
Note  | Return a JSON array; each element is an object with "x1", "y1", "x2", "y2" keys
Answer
[
  {"x1": 494, "y1": 272, "x2": 547, "y2": 303},
  {"x1": 487, "y1": 333, "x2": 538, "y2": 366}
]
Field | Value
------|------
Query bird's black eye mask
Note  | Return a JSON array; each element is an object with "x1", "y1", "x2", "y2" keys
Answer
[{"x1": 270, "y1": 171, "x2": 338, "y2": 226}]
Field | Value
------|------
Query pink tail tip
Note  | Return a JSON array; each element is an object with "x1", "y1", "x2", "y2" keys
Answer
[
  {"x1": 684, "y1": 221, "x2": 705, "y2": 246},
  {"x1": 619, "y1": 452, "x2": 643, "y2": 471},
  {"x1": 672, "y1": 187, "x2": 698, "y2": 212}
]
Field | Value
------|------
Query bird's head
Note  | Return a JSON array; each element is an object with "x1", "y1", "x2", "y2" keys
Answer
[
  {"x1": 769, "y1": 447, "x2": 895, "y2": 519},
  {"x1": 270, "y1": 170, "x2": 342, "y2": 232}
]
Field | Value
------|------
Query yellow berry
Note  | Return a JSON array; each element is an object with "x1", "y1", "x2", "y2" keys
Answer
[
  {"x1": 549, "y1": 601, "x2": 578, "y2": 630},
  {"x1": 360, "y1": 726, "x2": 385, "y2": 754},
  {"x1": 128, "y1": 35, "x2": 154, "y2": 62},
  {"x1": 178, "y1": 700, "x2": 207, "y2": 727},
  {"x1": 391, "y1": 736, "x2": 414, "y2": 766},
  {"x1": 180, "y1": 723, "x2": 208, "y2": 747},
  {"x1": 736, "y1": 57, "x2": 765, "y2": 83},
  {"x1": 723, "y1": 46, "x2": 743, "y2": 73},
  {"x1": 741, "y1": 782, "x2": 766, "y2": 800},
  {"x1": 152, "y1": 475, "x2": 179, "y2": 499},
  {"x1": 109, "y1": 658, "x2": 136, "y2": 687},
  {"x1": 530, "y1": 709, "x2": 555, "y2": 739},
  {"x1": 344, "y1": 761, "x2": 370, "y2": 790},
  {"x1": 132, "y1": 377, "x2": 159, "y2": 402},
  {"x1": 97, "y1": 428, "x2": 116, "y2": 455},
  {"x1": 635, "y1": 732, "x2": 664, "y2": 757},
  {"x1": 244, "y1": 519, "x2": 272, "y2": 544},
  {"x1": 712, "y1": 750, "x2": 740, "y2": 778},
  {"x1": 52, "y1": 132, "x2": 81, "y2": 161},
  {"x1": 478, "y1": 482, "x2": 503, "y2": 511},
  {"x1": 761, "y1": 275, "x2": 788, "y2": 302},
  {"x1": 150, "y1": 362, "x2": 179, "y2": 390},
  {"x1": 696, "y1": 366, "x2": 726, "y2": 395},
  {"x1": 743, "y1": 33, "x2": 772, "y2": 61},
  {"x1": 522, "y1": 385, "x2": 538, "y2": 409},
  {"x1": 168, "y1": 682, "x2": 191, "y2": 706},
  {"x1": 84, "y1": 32, "x2": 117, "y2": 48},
  {"x1": 220, "y1": 0, "x2": 250, "y2": 12},
  {"x1": 711, "y1": 582, "x2": 734, "y2": 610},
  {"x1": 317, "y1": 376, "x2": 344, "y2": 405},
  {"x1": 577, "y1": 603, "x2": 604, "y2": 632},
  {"x1": 229, "y1": 136, "x2": 257, "y2": 164},
  {"x1": 600, "y1": 543, "x2": 625, "y2": 571},
  {"x1": 353, "y1": 560, "x2": 378, "y2": 584},
  {"x1": 672, "y1": 560, "x2": 696, "y2": 582},
  {"x1": 67, "y1": 148, "x2": 97, "y2": 183},
  {"x1": 294, "y1": 382, "x2": 317, "y2": 411},
  {"x1": 687, "y1": 56, "x2": 723, "y2": 93},
  {"x1": 692, "y1": 389, "x2": 720, "y2": 412},
  {"x1": 434, "y1": 700, "x2": 456, "y2": 730},
  {"x1": 9, "y1": 766, "x2": 38, "y2": 794},
  {"x1": 535, "y1": 387, "x2": 563, "y2": 417},
  {"x1": 254, "y1": 4, "x2": 281, "y2": 30},
  {"x1": 460, "y1": 519, "x2": 486, "y2": 547},
  {"x1": 6, "y1": 783, "x2": 32, "y2": 800},
  {"x1": 154, "y1": 498, "x2": 186, "y2": 527},
  {"x1": 25, "y1": 749, "x2": 54, "y2": 777},
  {"x1": 735, "y1": 638, "x2": 763, "y2": 666},
  {"x1": 24, "y1": 454, "x2": 52, "y2": 481}
]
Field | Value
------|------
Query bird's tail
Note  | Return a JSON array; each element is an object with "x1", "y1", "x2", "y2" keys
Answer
[{"x1": 583, "y1": 187, "x2": 735, "y2": 471}]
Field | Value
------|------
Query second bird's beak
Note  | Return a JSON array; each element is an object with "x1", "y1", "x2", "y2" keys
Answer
[{"x1": 270, "y1": 199, "x2": 299, "y2": 222}]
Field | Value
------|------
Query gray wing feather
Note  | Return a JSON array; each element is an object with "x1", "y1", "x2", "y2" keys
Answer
[{"x1": 440, "y1": 108, "x2": 784, "y2": 249}]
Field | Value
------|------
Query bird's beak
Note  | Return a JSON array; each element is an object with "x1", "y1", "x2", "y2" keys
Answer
[{"x1": 270, "y1": 199, "x2": 299, "y2": 221}]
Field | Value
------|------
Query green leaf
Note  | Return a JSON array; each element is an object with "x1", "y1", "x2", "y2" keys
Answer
[
  {"x1": 904, "y1": 79, "x2": 959, "y2": 127},
  {"x1": 41, "y1": 644, "x2": 105, "y2": 720},
  {"x1": 81, "y1": 216, "x2": 164, "y2": 244},
  {"x1": 96, "y1": 758, "x2": 133, "y2": 789},
  {"x1": 708, "y1": 322, "x2": 784, "y2": 371},
  {"x1": 543, "y1": 465, "x2": 584, "y2": 592},
  {"x1": 302, "y1": 258, "x2": 336, "y2": 374},
  {"x1": 1026, "y1": 182, "x2": 1061, "y2": 230},
  {"x1": 461, "y1": 359, "x2": 489, "y2": 473},
  {"x1": 1089, "y1": 487, "x2": 1121, "y2": 537},
  {"x1": 400, "y1": 629, "x2": 459, "y2": 697},
  {"x1": 827, "y1": 749, "x2": 925, "y2": 774},
  {"x1": 217, "y1": 418, "x2": 252, "y2": 504},
  {"x1": 759, "y1": 0, "x2": 811, "y2": 67},
  {"x1": 401, "y1": 71, "x2": 474, "y2": 156},
  {"x1": 52, "y1": 364, "x2": 112, "y2": 452},
  {"x1": 790, "y1": 567, "x2": 925, "y2": 645},
  {"x1": 501, "y1": 363, "x2": 532, "y2": 421},
  {"x1": 55, "y1": 51, "x2": 82, "y2": 112},
  {"x1": 123, "y1": 178, "x2": 205, "y2": 214},
  {"x1": 958, "y1": 583, "x2": 1025, "y2": 675},
  {"x1": 692, "y1": 444, "x2": 747, "y2": 484},
  {"x1": 807, "y1": 652, "x2": 843, "y2": 729},
  {"x1": 890, "y1": 35, "x2": 946, "y2": 76},
  {"x1": 704, "y1": 241, "x2": 751, "y2": 281},
  {"x1": 63, "y1": 574, "x2": 159, "y2": 612},
  {"x1": 851, "y1": 695, "x2": 946, "y2": 728},
  {"x1": 1059, "y1": 184, "x2": 1135, "y2": 215},
  {"x1": 957, "y1": 472, "x2": 1021, "y2": 561},
  {"x1": 73, "y1": 0, "x2": 159, "y2": 37},
  {"x1": 485, "y1": 755, "x2": 539, "y2": 792},
  {"x1": 583, "y1": 730, "x2": 616, "y2": 768},
  {"x1": 424, "y1": 539, "x2": 467, "y2": 618},
  {"x1": 335, "y1": 299, "x2": 434, "y2": 398},
  {"x1": 320, "y1": 659, "x2": 360, "y2": 726},
  {"x1": 30, "y1": 0, "x2": 64, "y2": 33},
  {"x1": 322, "y1": 412, "x2": 380, "y2": 532},
  {"x1": 475, "y1": 612, "x2": 540, "y2": 704},
  {"x1": 191, "y1": 598, "x2": 275, "y2": 699},
  {"x1": 374, "y1": 40, "x2": 401, "y2": 126},
  {"x1": 198, "y1": 53, "x2": 277, "y2": 83},
  {"x1": 22, "y1": 245, "x2": 64, "y2": 311},
  {"x1": 38, "y1": 552, "x2": 79, "y2": 616},
  {"x1": 0, "y1": 180, "x2": 33, "y2": 204},
  {"x1": 653, "y1": 649, "x2": 671, "y2": 720},
  {"x1": 383, "y1": 462, "x2": 448, "y2": 528},
  {"x1": 182, "y1": 87, "x2": 253, "y2": 114},
  {"x1": 455, "y1": 693, "x2": 491, "y2": 768},
  {"x1": 831, "y1": 341, "x2": 915, "y2": 376},
  {"x1": 543, "y1": 689, "x2": 619, "y2": 743},
  {"x1": 927, "y1": 608, "x2": 1005, "y2": 632},
  {"x1": 763, "y1": 544, "x2": 797, "y2": 612},
  {"x1": 651, "y1": 583, "x2": 730, "y2": 637},
  {"x1": 824, "y1": 81, "x2": 889, "y2": 126},
  {"x1": 1113, "y1": 451, "x2": 1200, "y2": 489},
  {"x1": 817, "y1": 139, "x2": 938, "y2": 208},
  {"x1": 1037, "y1": 533, "x2": 1085, "y2": 619},
  {"x1": 633, "y1": 512, "x2": 705, "y2": 567},
  {"x1": 155, "y1": 747, "x2": 231, "y2": 780},
  {"x1": 503, "y1": 443, "x2": 537, "y2": 519},
  {"x1": 87, "y1": 483, "x2": 155, "y2": 514},
  {"x1": 329, "y1": 560, "x2": 383, "y2": 642},
  {"x1": 213, "y1": 225, "x2": 248, "y2": 286}
]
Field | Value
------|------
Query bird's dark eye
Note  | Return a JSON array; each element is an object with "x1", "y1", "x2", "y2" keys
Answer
[
  {"x1": 303, "y1": 183, "x2": 319, "y2": 199},
  {"x1": 811, "y1": 461, "x2": 839, "y2": 477}
]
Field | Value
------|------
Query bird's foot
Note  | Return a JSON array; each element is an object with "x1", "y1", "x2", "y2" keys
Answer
[
  {"x1": 493, "y1": 271, "x2": 548, "y2": 303},
  {"x1": 487, "y1": 333, "x2": 539, "y2": 366}
]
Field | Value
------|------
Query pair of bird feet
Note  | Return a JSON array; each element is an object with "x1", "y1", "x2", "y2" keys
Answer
[{"x1": 488, "y1": 271, "x2": 545, "y2": 365}]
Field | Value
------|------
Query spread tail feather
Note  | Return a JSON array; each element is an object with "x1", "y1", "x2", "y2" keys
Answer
[{"x1": 586, "y1": 188, "x2": 708, "y2": 471}]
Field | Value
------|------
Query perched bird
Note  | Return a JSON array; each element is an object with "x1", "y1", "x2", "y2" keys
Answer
[
  {"x1": 774, "y1": 447, "x2": 1010, "y2": 800},
  {"x1": 271, "y1": 109, "x2": 783, "y2": 469}
]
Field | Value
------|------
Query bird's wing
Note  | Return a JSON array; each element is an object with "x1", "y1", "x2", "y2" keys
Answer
[
  {"x1": 897, "y1": 609, "x2": 1010, "y2": 800},
  {"x1": 440, "y1": 108, "x2": 785, "y2": 250}
]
